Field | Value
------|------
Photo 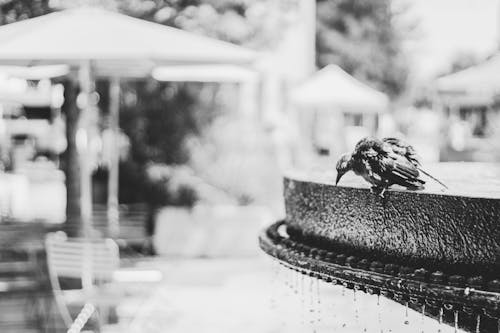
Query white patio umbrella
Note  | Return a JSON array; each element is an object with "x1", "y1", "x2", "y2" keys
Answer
[
  {"x1": 0, "y1": 8, "x2": 255, "y2": 71},
  {"x1": 0, "y1": 7, "x2": 256, "y2": 236},
  {"x1": 152, "y1": 65, "x2": 258, "y2": 83},
  {"x1": 435, "y1": 54, "x2": 500, "y2": 105},
  {"x1": 0, "y1": 65, "x2": 70, "y2": 80},
  {"x1": 291, "y1": 65, "x2": 389, "y2": 113}
]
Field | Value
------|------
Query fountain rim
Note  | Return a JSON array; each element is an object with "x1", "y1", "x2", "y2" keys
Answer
[
  {"x1": 259, "y1": 220, "x2": 500, "y2": 318},
  {"x1": 284, "y1": 165, "x2": 500, "y2": 200}
]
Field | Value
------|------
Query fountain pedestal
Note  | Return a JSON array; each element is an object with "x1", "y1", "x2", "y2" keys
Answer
[{"x1": 260, "y1": 164, "x2": 500, "y2": 332}]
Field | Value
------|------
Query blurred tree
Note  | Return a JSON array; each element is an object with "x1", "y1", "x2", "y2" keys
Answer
[
  {"x1": 0, "y1": 0, "x2": 52, "y2": 24},
  {"x1": 437, "y1": 52, "x2": 483, "y2": 77},
  {"x1": 113, "y1": 0, "x2": 285, "y2": 206},
  {"x1": 116, "y1": 0, "x2": 288, "y2": 48},
  {"x1": 316, "y1": 0, "x2": 410, "y2": 96},
  {"x1": 120, "y1": 81, "x2": 221, "y2": 166}
]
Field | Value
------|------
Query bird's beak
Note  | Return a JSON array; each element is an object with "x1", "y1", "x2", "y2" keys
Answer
[{"x1": 335, "y1": 172, "x2": 344, "y2": 186}]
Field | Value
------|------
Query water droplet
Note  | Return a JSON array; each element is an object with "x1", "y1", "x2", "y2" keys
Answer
[
  {"x1": 377, "y1": 295, "x2": 383, "y2": 332},
  {"x1": 437, "y1": 307, "x2": 443, "y2": 333},
  {"x1": 330, "y1": 282, "x2": 339, "y2": 329},
  {"x1": 454, "y1": 310, "x2": 459, "y2": 332},
  {"x1": 475, "y1": 314, "x2": 481, "y2": 333},
  {"x1": 420, "y1": 304, "x2": 426, "y2": 333},
  {"x1": 293, "y1": 272, "x2": 300, "y2": 295},
  {"x1": 315, "y1": 277, "x2": 322, "y2": 327},
  {"x1": 269, "y1": 262, "x2": 278, "y2": 310},
  {"x1": 300, "y1": 273, "x2": 305, "y2": 329},
  {"x1": 404, "y1": 301, "x2": 410, "y2": 325},
  {"x1": 354, "y1": 289, "x2": 360, "y2": 324},
  {"x1": 308, "y1": 276, "x2": 316, "y2": 332}
]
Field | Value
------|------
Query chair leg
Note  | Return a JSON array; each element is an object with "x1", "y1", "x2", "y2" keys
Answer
[{"x1": 43, "y1": 294, "x2": 55, "y2": 333}]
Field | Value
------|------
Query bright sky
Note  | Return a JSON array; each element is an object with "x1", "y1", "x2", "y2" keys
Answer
[{"x1": 396, "y1": 0, "x2": 499, "y2": 81}]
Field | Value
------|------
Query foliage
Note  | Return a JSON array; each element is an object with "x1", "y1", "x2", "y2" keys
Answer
[
  {"x1": 119, "y1": 80, "x2": 217, "y2": 165},
  {"x1": 113, "y1": 0, "x2": 284, "y2": 205},
  {"x1": 186, "y1": 105, "x2": 283, "y2": 207},
  {"x1": 144, "y1": 164, "x2": 199, "y2": 207},
  {"x1": 316, "y1": 0, "x2": 410, "y2": 96},
  {"x1": 116, "y1": 0, "x2": 288, "y2": 48},
  {"x1": 436, "y1": 52, "x2": 483, "y2": 77},
  {"x1": 0, "y1": 0, "x2": 51, "y2": 24}
]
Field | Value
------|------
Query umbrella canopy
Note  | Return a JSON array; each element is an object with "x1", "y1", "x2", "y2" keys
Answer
[
  {"x1": 152, "y1": 65, "x2": 258, "y2": 83},
  {"x1": 0, "y1": 65, "x2": 69, "y2": 80},
  {"x1": 435, "y1": 54, "x2": 500, "y2": 105},
  {"x1": 290, "y1": 65, "x2": 389, "y2": 113},
  {"x1": 0, "y1": 7, "x2": 256, "y2": 77}
]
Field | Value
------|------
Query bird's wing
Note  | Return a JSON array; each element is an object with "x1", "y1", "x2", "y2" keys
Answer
[
  {"x1": 382, "y1": 137, "x2": 421, "y2": 166},
  {"x1": 383, "y1": 137, "x2": 447, "y2": 189},
  {"x1": 363, "y1": 142, "x2": 425, "y2": 189}
]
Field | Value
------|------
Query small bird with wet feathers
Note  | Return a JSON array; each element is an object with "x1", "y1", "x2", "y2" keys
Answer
[{"x1": 335, "y1": 137, "x2": 447, "y2": 197}]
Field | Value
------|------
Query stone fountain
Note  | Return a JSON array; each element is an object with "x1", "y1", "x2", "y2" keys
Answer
[{"x1": 260, "y1": 164, "x2": 500, "y2": 332}]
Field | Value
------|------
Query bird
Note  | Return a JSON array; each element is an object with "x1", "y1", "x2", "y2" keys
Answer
[{"x1": 335, "y1": 137, "x2": 447, "y2": 197}]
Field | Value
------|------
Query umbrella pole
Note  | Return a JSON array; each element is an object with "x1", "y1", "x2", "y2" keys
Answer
[
  {"x1": 78, "y1": 60, "x2": 94, "y2": 238},
  {"x1": 107, "y1": 77, "x2": 120, "y2": 238}
]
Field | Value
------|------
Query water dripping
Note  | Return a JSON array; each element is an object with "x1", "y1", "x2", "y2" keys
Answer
[
  {"x1": 340, "y1": 283, "x2": 348, "y2": 329},
  {"x1": 293, "y1": 272, "x2": 301, "y2": 295},
  {"x1": 300, "y1": 273, "x2": 305, "y2": 329},
  {"x1": 404, "y1": 302, "x2": 410, "y2": 325},
  {"x1": 330, "y1": 281, "x2": 338, "y2": 330},
  {"x1": 269, "y1": 262, "x2": 278, "y2": 311},
  {"x1": 454, "y1": 311, "x2": 459, "y2": 332},
  {"x1": 354, "y1": 289, "x2": 360, "y2": 324},
  {"x1": 437, "y1": 307, "x2": 443, "y2": 333},
  {"x1": 279, "y1": 264, "x2": 286, "y2": 289},
  {"x1": 315, "y1": 277, "x2": 322, "y2": 328},
  {"x1": 377, "y1": 295, "x2": 383, "y2": 333},
  {"x1": 308, "y1": 276, "x2": 316, "y2": 332},
  {"x1": 420, "y1": 304, "x2": 425, "y2": 333},
  {"x1": 277, "y1": 264, "x2": 287, "y2": 329},
  {"x1": 475, "y1": 314, "x2": 481, "y2": 333}
]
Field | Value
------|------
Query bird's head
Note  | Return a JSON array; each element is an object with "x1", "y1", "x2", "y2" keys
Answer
[{"x1": 335, "y1": 153, "x2": 352, "y2": 185}]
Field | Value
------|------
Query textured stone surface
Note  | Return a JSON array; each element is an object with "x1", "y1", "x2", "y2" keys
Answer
[{"x1": 284, "y1": 163, "x2": 500, "y2": 274}]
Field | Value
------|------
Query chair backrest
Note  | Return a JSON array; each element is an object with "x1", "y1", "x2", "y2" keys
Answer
[{"x1": 45, "y1": 232, "x2": 119, "y2": 289}]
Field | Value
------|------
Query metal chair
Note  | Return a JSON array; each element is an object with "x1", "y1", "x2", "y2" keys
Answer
[
  {"x1": 45, "y1": 231, "x2": 121, "y2": 331},
  {"x1": 45, "y1": 231, "x2": 163, "y2": 332}
]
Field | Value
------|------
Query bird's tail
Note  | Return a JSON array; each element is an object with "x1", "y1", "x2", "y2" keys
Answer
[{"x1": 418, "y1": 168, "x2": 448, "y2": 189}]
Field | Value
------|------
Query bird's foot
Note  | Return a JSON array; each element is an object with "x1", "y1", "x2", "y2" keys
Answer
[{"x1": 370, "y1": 186, "x2": 387, "y2": 198}]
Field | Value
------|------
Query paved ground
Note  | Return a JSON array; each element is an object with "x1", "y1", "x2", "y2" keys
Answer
[{"x1": 106, "y1": 256, "x2": 466, "y2": 333}]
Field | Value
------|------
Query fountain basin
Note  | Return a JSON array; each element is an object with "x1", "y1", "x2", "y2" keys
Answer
[
  {"x1": 259, "y1": 164, "x2": 500, "y2": 330},
  {"x1": 284, "y1": 164, "x2": 500, "y2": 275}
]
